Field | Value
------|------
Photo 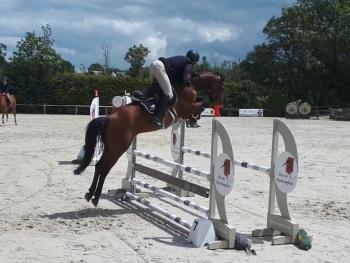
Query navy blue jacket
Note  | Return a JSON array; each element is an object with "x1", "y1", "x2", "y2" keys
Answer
[
  {"x1": 1, "y1": 83, "x2": 14, "y2": 94},
  {"x1": 159, "y1": 56, "x2": 193, "y2": 86}
]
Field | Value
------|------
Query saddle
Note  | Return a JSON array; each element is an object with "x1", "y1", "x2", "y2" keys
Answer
[{"x1": 131, "y1": 82, "x2": 177, "y2": 114}]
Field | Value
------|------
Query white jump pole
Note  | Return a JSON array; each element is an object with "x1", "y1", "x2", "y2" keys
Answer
[
  {"x1": 131, "y1": 178, "x2": 209, "y2": 216},
  {"x1": 125, "y1": 192, "x2": 193, "y2": 230}
]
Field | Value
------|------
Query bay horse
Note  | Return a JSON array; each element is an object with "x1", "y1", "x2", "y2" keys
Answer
[
  {"x1": 0, "y1": 94, "x2": 17, "y2": 125},
  {"x1": 74, "y1": 71, "x2": 224, "y2": 207}
]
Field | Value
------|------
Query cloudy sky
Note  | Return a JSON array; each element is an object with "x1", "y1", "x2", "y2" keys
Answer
[{"x1": 0, "y1": 0, "x2": 295, "y2": 70}]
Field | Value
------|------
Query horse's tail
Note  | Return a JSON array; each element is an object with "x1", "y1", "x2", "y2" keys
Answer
[{"x1": 74, "y1": 116, "x2": 109, "y2": 175}]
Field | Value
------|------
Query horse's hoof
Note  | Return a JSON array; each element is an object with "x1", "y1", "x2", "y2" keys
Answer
[
  {"x1": 84, "y1": 192, "x2": 92, "y2": 202},
  {"x1": 91, "y1": 198, "x2": 99, "y2": 207}
]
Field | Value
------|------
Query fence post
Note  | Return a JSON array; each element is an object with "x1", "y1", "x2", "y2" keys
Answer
[
  {"x1": 75, "y1": 106, "x2": 78, "y2": 115},
  {"x1": 43, "y1": 104, "x2": 46, "y2": 114}
]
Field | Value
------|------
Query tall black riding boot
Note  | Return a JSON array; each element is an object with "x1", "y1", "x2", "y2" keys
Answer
[{"x1": 150, "y1": 95, "x2": 171, "y2": 128}]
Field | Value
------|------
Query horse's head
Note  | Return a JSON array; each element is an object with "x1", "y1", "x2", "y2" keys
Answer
[{"x1": 191, "y1": 71, "x2": 225, "y2": 104}]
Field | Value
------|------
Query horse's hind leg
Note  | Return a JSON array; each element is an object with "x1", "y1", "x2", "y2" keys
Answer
[
  {"x1": 90, "y1": 147, "x2": 127, "y2": 207},
  {"x1": 13, "y1": 109, "x2": 17, "y2": 125},
  {"x1": 85, "y1": 167, "x2": 99, "y2": 202}
]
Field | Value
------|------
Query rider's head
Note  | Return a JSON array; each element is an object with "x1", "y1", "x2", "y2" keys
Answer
[{"x1": 186, "y1": 50, "x2": 200, "y2": 64}]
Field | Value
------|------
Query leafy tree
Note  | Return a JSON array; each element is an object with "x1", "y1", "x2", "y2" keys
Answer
[
  {"x1": 0, "y1": 43, "x2": 6, "y2": 59},
  {"x1": 0, "y1": 43, "x2": 7, "y2": 77},
  {"x1": 8, "y1": 24, "x2": 74, "y2": 103},
  {"x1": 124, "y1": 44, "x2": 150, "y2": 77},
  {"x1": 88, "y1": 63, "x2": 104, "y2": 73},
  {"x1": 240, "y1": 0, "x2": 350, "y2": 107}
]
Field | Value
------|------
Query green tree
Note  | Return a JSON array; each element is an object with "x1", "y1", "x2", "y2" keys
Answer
[
  {"x1": 0, "y1": 43, "x2": 7, "y2": 77},
  {"x1": 8, "y1": 24, "x2": 74, "y2": 103},
  {"x1": 124, "y1": 44, "x2": 150, "y2": 77},
  {"x1": 88, "y1": 63, "x2": 104, "y2": 73},
  {"x1": 240, "y1": 0, "x2": 350, "y2": 107}
]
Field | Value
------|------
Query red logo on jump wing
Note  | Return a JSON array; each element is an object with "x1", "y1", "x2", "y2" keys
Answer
[
  {"x1": 284, "y1": 157, "x2": 294, "y2": 174},
  {"x1": 221, "y1": 159, "x2": 231, "y2": 177}
]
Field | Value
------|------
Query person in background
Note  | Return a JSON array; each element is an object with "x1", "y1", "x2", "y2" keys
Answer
[{"x1": 1, "y1": 77, "x2": 13, "y2": 107}]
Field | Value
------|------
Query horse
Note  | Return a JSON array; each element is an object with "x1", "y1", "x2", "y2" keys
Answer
[
  {"x1": 74, "y1": 71, "x2": 225, "y2": 207},
  {"x1": 0, "y1": 93, "x2": 17, "y2": 125}
]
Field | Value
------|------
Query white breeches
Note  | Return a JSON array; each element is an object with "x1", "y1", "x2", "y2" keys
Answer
[{"x1": 149, "y1": 60, "x2": 173, "y2": 98}]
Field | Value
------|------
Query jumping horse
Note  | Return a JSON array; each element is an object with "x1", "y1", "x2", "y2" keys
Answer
[
  {"x1": 74, "y1": 71, "x2": 225, "y2": 207},
  {"x1": 0, "y1": 94, "x2": 17, "y2": 125}
]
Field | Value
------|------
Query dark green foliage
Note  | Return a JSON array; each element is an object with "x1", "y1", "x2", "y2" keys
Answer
[
  {"x1": 240, "y1": 0, "x2": 350, "y2": 107},
  {"x1": 0, "y1": 43, "x2": 7, "y2": 77},
  {"x1": 49, "y1": 73, "x2": 150, "y2": 106},
  {"x1": 124, "y1": 44, "x2": 150, "y2": 77},
  {"x1": 88, "y1": 63, "x2": 104, "y2": 73},
  {"x1": 7, "y1": 24, "x2": 75, "y2": 103}
]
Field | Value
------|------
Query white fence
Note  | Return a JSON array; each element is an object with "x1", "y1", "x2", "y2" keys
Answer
[{"x1": 17, "y1": 104, "x2": 113, "y2": 115}]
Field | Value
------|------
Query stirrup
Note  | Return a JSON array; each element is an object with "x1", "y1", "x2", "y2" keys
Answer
[{"x1": 150, "y1": 116, "x2": 163, "y2": 128}]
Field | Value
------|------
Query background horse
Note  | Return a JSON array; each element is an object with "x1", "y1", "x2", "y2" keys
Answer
[
  {"x1": 0, "y1": 94, "x2": 17, "y2": 125},
  {"x1": 74, "y1": 71, "x2": 225, "y2": 207}
]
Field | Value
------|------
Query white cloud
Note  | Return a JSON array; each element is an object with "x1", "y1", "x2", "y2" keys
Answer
[
  {"x1": 46, "y1": 17, "x2": 147, "y2": 36},
  {"x1": 0, "y1": 0, "x2": 296, "y2": 69},
  {"x1": 197, "y1": 26, "x2": 238, "y2": 42},
  {"x1": 0, "y1": 36, "x2": 20, "y2": 48},
  {"x1": 142, "y1": 34, "x2": 167, "y2": 61},
  {"x1": 165, "y1": 17, "x2": 239, "y2": 43},
  {"x1": 56, "y1": 47, "x2": 77, "y2": 56}
]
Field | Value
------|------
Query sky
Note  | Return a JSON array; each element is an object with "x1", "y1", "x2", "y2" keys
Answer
[{"x1": 0, "y1": 0, "x2": 296, "y2": 71}]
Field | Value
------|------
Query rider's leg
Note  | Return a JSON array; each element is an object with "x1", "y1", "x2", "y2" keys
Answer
[
  {"x1": 149, "y1": 60, "x2": 173, "y2": 127},
  {"x1": 5, "y1": 93, "x2": 11, "y2": 106}
]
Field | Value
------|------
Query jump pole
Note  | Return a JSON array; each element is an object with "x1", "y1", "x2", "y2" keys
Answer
[{"x1": 117, "y1": 119, "x2": 236, "y2": 249}]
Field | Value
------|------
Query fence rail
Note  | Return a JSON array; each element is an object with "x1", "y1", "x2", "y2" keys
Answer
[
  {"x1": 15, "y1": 103, "x2": 334, "y2": 118},
  {"x1": 16, "y1": 103, "x2": 113, "y2": 115}
]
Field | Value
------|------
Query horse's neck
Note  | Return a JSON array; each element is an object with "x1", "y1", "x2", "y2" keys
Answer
[{"x1": 173, "y1": 86, "x2": 196, "y2": 119}]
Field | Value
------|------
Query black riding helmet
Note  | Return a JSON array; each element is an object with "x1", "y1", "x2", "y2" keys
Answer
[{"x1": 186, "y1": 50, "x2": 200, "y2": 63}]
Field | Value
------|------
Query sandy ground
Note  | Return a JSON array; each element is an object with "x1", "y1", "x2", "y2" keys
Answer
[{"x1": 0, "y1": 114, "x2": 349, "y2": 263}]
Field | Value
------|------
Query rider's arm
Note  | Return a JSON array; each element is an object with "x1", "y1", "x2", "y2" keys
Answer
[{"x1": 183, "y1": 63, "x2": 193, "y2": 86}]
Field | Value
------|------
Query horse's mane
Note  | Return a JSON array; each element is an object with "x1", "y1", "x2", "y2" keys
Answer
[{"x1": 194, "y1": 70, "x2": 225, "y2": 81}]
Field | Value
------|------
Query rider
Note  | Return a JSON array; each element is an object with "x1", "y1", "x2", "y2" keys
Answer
[
  {"x1": 149, "y1": 50, "x2": 200, "y2": 128},
  {"x1": 1, "y1": 77, "x2": 12, "y2": 107}
]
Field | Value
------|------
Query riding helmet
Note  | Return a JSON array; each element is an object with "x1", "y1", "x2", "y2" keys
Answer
[{"x1": 186, "y1": 50, "x2": 200, "y2": 63}]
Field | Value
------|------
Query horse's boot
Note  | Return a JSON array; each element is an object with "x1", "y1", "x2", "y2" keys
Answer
[{"x1": 150, "y1": 95, "x2": 171, "y2": 128}]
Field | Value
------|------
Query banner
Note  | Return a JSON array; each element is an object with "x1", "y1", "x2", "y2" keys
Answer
[{"x1": 239, "y1": 109, "x2": 263, "y2": 117}]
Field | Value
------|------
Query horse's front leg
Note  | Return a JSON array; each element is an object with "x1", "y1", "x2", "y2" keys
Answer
[{"x1": 190, "y1": 100, "x2": 205, "y2": 117}]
